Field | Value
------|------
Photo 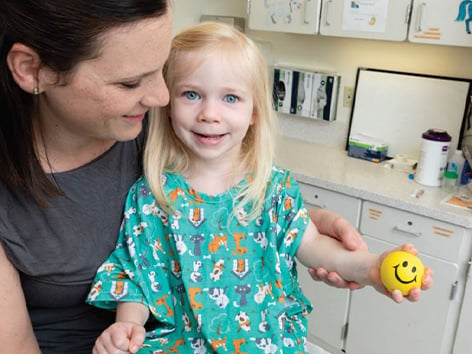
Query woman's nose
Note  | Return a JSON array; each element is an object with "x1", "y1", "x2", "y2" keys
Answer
[{"x1": 140, "y1": 73, "x2": 169, "y2": 108}]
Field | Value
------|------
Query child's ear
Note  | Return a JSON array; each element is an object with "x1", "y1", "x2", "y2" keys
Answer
[{"x1": 6, "y1": 43, "x2": 42, "y2": 94}]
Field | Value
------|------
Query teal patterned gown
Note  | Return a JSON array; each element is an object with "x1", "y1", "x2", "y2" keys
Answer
[{"x1": 87, "y1": 165, "x2": 312, "y2": 353}]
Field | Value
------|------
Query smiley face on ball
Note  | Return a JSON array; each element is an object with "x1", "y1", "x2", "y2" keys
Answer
[{"x1": 380, "y1": 251, "x2": 424, "y2": 295}]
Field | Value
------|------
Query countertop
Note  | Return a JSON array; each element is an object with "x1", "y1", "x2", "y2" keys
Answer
[{"x1": 276, "y1": 137, "x2": 472, "y2": 229}]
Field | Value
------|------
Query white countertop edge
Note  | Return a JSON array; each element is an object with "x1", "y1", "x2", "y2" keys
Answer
[
  {"x1": 292, "y1": 172, "x2": 472, "y2": 229},
  {"x1": 276, "y1": 137, "x2": 472, "y2": 229}
]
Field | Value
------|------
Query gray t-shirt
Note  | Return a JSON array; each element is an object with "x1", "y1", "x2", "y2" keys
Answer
[{"x1": 0, "y1": 131, "x2": 145, "y2": 353}]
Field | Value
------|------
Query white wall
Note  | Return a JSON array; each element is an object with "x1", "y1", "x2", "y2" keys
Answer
[{"x1": 172, "y1": 0, "x2": 472, "y2": 148}]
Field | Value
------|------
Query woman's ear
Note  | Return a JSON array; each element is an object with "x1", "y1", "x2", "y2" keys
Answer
[{"x1": 6, "y1": 43, "x2": 42, "y2": 94}]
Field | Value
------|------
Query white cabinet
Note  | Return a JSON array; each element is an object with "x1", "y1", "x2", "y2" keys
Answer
[
  {"x1": 345, "y1": 201, "x2": 468, "y2": 354},
  {"x1": 297, "y1": 183, "x2": 361, "y2": 352},
  {"x1": 453, "y1": 257, "x2": 472, "y2": 353},
  {"x1": 319, "y1": 0, "x2": 412, "y2": 41},
  {"x1": 247, "y1": 0, "x2": 322, "y2": 34},
  {"x1": 408, "y1": 0, "x2": 472, "y2": 47}
]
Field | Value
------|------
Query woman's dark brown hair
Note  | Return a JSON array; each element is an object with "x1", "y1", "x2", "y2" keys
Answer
[{"x1": 0, "y1": 0, "x2": 168, "y2": 206}]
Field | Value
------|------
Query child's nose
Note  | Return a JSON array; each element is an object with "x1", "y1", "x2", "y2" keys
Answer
[{"x1": 198, "y1": 100, "x2": 221, "y2": 123}]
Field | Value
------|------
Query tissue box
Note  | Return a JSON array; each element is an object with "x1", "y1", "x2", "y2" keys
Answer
[{"x1": 348, "y1": 134, "x2": 388, "y2": 163}]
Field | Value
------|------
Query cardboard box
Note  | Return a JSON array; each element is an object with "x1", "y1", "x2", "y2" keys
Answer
[
  {"x1": 273, "y1": 68, "x2": 293, "y2": 115},
  {"x1": 348, "y1": 133, "x2": 388, "y2": 163},
  {"x1": 311, "y1": 73, "x2": 339, "y2": 122},
  {"x1": 292, "y1": 70, "x2": 314, "y2": 117}
]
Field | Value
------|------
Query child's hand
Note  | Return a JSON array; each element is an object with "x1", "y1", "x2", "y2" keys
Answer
[
  {"x1": 92, "y1": 321, "x2": 146, "y2": 354},
  {"x1": 374, "y1": 244, "x2": 433, "y2": 304}
]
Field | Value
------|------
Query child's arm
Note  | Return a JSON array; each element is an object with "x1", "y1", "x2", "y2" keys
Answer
[
  {"x1": 93, "y1": 302, "x2": 149, "y2": 354},
  {"x1": 296, "y1": 220, "x2": 433, "y2": 303}
]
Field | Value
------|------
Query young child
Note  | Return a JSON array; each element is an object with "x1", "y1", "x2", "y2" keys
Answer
[{"x1": 87, "y1": 22, "x2": 431, "y2": 353}]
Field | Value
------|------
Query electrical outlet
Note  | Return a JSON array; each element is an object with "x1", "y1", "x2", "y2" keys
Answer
[{"x1": 343, "y1": 86, "x2": 354, "y2": 107}]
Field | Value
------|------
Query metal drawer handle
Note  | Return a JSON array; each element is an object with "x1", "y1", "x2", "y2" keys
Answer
[
  {"x1": 304, "y1": 0, "x2": 312, "y2": 24},
  {"x1": 324, "y1": 0, "x2": 333, "y2": 26},
  {"x1": 393, "y1": 225, "x2": 422, "y2": 238},
  {"x1": 416, "y1": 1, "x2": 427, "y2": 32},
  {"x1": 313, "y1": 204, "x2": 327, "y2": 209}
]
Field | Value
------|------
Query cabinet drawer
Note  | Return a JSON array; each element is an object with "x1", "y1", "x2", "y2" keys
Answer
[
  {"x1": 360, "y1": 201, "x2": 465, "y2": 262},
  {"x1": 298, "y1": 183, "x2": 361, "y2": 227}
]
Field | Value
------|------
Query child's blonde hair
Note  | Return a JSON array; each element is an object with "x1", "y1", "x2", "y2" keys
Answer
[{"x1": 144, "y1": 21, "x2": 277, "y2": 221}]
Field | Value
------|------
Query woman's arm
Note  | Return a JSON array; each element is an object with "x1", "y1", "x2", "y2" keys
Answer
[
  {"x1": 308, "y1": 209, "x2": 368, "y2": 289},
  {"x1": 309, "y1": 209, "x2": 367, "y2": 252},
  {"x1": 0, "y1": 242, "x2": 41, "y2": 354}
]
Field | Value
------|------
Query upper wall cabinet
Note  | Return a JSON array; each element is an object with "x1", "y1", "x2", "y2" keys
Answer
[
  {"x1": 408, "y1": 0, "x2": 472, "y2": 47},
  {"x1": 319, "y1": 0, "x2": 412, "y2": 41},
  {"x1": 247, "y1": 0, "x2": 322, "y2": 34}
]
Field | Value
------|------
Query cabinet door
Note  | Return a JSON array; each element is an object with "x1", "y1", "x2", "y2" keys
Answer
[
  {"x1": 453, "y1": 257, "x2": 472, "y2": 353},
  {"x1": 319, "y1": 0, "x2": 412, "y2": 41},
  {"x1": 409, "y1": 0, "x2": 472, "y2": 47},
  {"x1": 297, "y1": 262, "x2": 350, "y2": 351},
  {"x1": 346, "y1": 236, "x2": 460, "y2": 354},
  {"x1": 297, "y1": 183, "x2": 361, "y2": 351},
  {"x1": 247, "y1": 0, "x2": 321, "y2": 34},
  {"x1": 298, "y1": 183, "x2": 361, "y2": 225}
]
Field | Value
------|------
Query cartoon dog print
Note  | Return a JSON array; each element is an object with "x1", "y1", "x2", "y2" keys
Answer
[
  {"x1": 206, "y1": 286, "x2": 229, "y2": 309},
  {"x1": 210, "y1": 259, "x2": 225, "y2": 281},
  {"x1": 235, "y1": 311, "x2": 251, "y2": 332}
]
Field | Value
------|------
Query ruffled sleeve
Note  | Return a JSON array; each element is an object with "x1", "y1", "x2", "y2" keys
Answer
[
  {"x1": 86, "y1": 177, "x2": 176, "y2": 334},
  {"x1": 271, "y1": 167, "x2": 312, "y2": 315}
]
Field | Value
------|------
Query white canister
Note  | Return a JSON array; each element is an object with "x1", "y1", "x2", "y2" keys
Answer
[{"x1": 415, "y1": 129, "x2": 451, "y2": 187}]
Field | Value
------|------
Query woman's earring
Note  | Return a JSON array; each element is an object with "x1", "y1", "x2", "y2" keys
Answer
[{"x1": 33, "y1": 87, "x2": 40, "y2": 95}]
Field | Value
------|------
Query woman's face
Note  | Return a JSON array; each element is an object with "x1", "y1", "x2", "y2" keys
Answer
[{"x1": 38, "y1": 12, "x2": 172, "y2": 143}]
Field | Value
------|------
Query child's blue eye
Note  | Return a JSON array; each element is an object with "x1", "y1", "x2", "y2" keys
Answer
[
  {"x1": 185, "y1": 91, "x2": 200, "y2": 100},
  {"x1": 224, "y1": 94, "x2": 238, "y2": 103}
]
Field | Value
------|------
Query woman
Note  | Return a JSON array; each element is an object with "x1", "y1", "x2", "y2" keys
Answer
[{"x1": 0, "y1": 1, "x2": 365, "y2": 352}]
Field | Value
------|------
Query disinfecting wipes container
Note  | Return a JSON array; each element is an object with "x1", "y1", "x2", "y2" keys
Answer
[{"x1": 415, "y1": 129, "x2": 451, "y2": 187}]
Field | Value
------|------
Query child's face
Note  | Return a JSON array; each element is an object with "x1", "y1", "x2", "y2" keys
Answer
[{"x1": 169, "y1": 53, "x2": 255, "y2": 168}]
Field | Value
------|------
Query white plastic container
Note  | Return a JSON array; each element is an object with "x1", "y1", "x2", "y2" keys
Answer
[{"x1": 415, "y1": 129, "x2": 451, "y2": 187}]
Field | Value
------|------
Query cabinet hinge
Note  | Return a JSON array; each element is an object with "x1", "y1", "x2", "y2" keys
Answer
[
  {"x1": 467, "y1": 258, "x2": 472, "y2": 278},
  {"x1": 341, "y1": 322, "x2": 349, "y2": 341},
  {"x1": 450, "y1": 280, "x2": 458, "y2": 300}
]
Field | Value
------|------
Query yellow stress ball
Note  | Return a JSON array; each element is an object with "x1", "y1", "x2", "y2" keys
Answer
[{"x1": 380, "y1": 251, "x2": 424, "y2": 295}]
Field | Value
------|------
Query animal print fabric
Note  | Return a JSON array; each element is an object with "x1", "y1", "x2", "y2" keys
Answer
[{"x1": 87, "y1": 165, "x2": 312, "y2": 353}]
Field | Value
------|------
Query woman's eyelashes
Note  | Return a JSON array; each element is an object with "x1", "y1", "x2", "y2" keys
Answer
[{"x1": 120, "y1": 81, "x2": 141, "y2": 89}]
